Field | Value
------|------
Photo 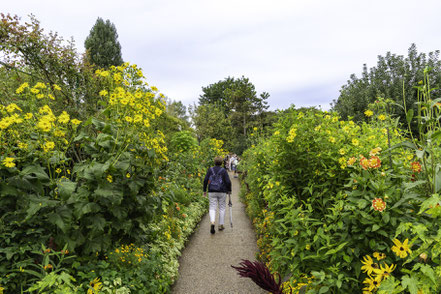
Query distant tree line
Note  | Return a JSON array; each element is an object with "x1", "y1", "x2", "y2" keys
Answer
[
  {"x1": 190, "y1": 76, "x2": 277, "y2": 154},
  {"x1": 332, "y1": 44, "x2": 441, "y2": 134}
]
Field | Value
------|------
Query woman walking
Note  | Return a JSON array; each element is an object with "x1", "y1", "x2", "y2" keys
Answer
[{"x1": 203, "y1": 156, "x2": 232, "y2": 234}]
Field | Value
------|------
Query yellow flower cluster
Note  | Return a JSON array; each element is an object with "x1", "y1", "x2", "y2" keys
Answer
[
  {"x1": 110, "y1": 243, "x2": 147, "y2": 264},
  {"x1": 95, "y1": 64, "x2": 168, "y2": 162},
  {"x1": 361, "y1": 252, "x2": 396, "y2": 293},
  {"x1": 282, "y1": 275, "x2": 314, "y2": 294},
  {"x1": 256, "y1": 209, "x2": 274, "y2": 261},
  {"x1": 364, "y1": 110, "x2": 374, "y2": 117},
  {"x1": 2, "y1": 157, "x2": 15, "y2": 168},
  {"x1": 15, "y1": 82, "x2": 60, "y2": 100},
  {"x1": 286, "y1": 125, "x2": 297, "y2": 143},
  {"x1": 209, "y1": 138, "x2": 227, "y2": 157}
]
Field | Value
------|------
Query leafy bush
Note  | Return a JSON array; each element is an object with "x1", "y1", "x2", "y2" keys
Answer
[{"x1": 240, "y1": 103, "x2": 441, "y2": 293}]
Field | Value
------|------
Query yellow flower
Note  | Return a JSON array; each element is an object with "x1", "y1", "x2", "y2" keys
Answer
[
  {"x1": 133, "y1": 114, "x2": 143, "y2": 123},
  {"x1": 99, "y1": 90, "x2": 108, "y2": 96},
  {"x1": 54, "y1": 130, "x2": 66, "y2": 137},
  {"x1": 15, "y1": 82, "x2": 29, "y2": 94},
  {"x1": 347, "y1": 157, "x2": 357, "y2": 166},
  {"x1": 373, "y1": 252, "x2": 386, "y2": 261},
  {"x1": 30, "y1": 88, "x2": 40, "y2": 94},
  {"x1": 36, "y1": 94, "x2": 45, "y2": 99},
  {"x1": 352, "y1": 138, "x2": 359, "y2": 146},
  {"x1": 56, "y1": 168, "x2": 62, "y2": 174},
  {"x1": 6, "y1": 103, "x2": 22, "y2": 113},
  {"x1": 126, "y1": 173, "x2": 131, "y2": 178},
  {"x1": 37, "y1": 119, "x2": 52, "y2": 132},
  {"x1": 58, "y1": 111, "x2": 70, "y2": 124},
  {"x1": 151, "y1": 86, "x2": 158, "y2": 92},
  {"x1": 391, "y1": 239, "x2": 412, "y2": 258},
  {"x1": 99, "y1": 71, "x2": 110, "y2": 78},
  {"x1": 24, "y1": 113, "x2": 33, "y2": 119},
  {"x1": 71, "y1": 119, "x2": 82, "y2": 126},
  {"x1": 48, "y1": 94, "x2": 55, "y2": 100},
  {"x1": 87, "y1": 277, "x2": 103, "y2": 294},
  {"x1": 364, "y1": 110, "x2": 374, "y2": 117},
  {"x1": 286, "y1": 127, "x2": 297, "y2": 143},
  {"x1": 339, "y1": 148, "x2": 346, "y2": 155},
  {"x1": 2, "y1": 157, "x2": 16, "y2": 168},
  {"x1": 361, "y1": 255, "x2": 375, "y2": 275},
  {"x1": 34, "y1": 82, "x2": 46, "y2": 89},
  {"x1": 329, "y1": 137, "x2": 336, "y2": 143},
  {"x1": 107, "y1": 175, "x2": 113, "y2": 183},
  {"x1": 43, "y1": 141, "x2": 55, "y2": 152},
  {"x1": 373, "y1": 263, "x2": 396, "y2": 280},
  {"x1": 378, "y1": 114, "x2": 386, "y2": 121},
  {"x1": 18, "y1": 142, "x2": 28, "y2": 149},
  {"x1": 53, "y1": 84, "x2": 62, "y2": 91},
  {"x1": 125, "y1": 116, "x2": 133, "y2": 123},
  {"x1": 363, "y1": 275, "x2": 382, "y2": 291},
  {"x1": 369, "y1": 147, "x2": 382, "y2": 157},
  {"x1": 39, "y1": 105, "x2": 53, "y2": 115}
]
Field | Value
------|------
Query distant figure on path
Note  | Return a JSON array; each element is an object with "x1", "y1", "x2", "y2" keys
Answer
[{"x1": 203, "y1": 156, "x2": 232, "y2": 234}]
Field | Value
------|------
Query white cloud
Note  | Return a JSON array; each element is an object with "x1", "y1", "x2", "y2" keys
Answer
[{"x1": 3, "y1": 0, "x2": 441, "y2": 110}]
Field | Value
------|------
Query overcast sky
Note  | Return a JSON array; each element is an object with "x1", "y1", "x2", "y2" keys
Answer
[{"x1": 3, "y1": 0, "x2": 441, "y2": 110}]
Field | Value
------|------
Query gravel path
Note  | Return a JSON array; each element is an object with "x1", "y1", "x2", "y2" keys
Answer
[{"x1": 171, "y1": 172, "x2": 267, "y2": 294}]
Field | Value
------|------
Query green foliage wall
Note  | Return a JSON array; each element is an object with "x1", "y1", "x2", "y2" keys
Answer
[{"x1": 240, "y1": 107, "x2": 441, "y2": 292}]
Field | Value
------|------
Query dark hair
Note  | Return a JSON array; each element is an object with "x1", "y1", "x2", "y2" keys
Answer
[{"x1": 214, "y1": 156, "x2": 223, "y2": 166}]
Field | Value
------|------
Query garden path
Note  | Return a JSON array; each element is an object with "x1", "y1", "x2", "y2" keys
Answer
[{"x1": 171, "y1": 172, "x2": 266, "y2": 294}]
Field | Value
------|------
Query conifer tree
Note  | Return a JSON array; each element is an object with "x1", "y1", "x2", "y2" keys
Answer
[{"x1": 84, "y1": 18, "x2": 123, "y2": 68}]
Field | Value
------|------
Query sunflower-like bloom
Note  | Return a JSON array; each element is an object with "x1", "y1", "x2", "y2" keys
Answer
[
  {"x1": 361, "y1": 255, "x2": 376, "y2": 275},
  {"x1": 373, "y1": 263, "x2": 396, "y2": 280},
  {"x1": 391, "y1": 238, "x2": 412, "y2": 258},
  {"x1": 363, "y1": 274, "x2": 382, "y2": 291},
  {"x1": 373, "y1": 252, "x2": 386, "y2": 261},
  {"x1": 87, "y1": 277, "x2": 102, "y2": 294},
  {"x1": 372, "y1": 198, "x2": 386, "y2": 212}
]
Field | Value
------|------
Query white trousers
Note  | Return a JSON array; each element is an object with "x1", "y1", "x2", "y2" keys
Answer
[{"x1": 209, "y1": 192, "x2": 227, "y2": 225}]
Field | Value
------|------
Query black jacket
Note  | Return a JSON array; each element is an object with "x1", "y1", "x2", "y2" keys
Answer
[{"x1": 203, "y1": 166, "x2": 232, "y2": 193}]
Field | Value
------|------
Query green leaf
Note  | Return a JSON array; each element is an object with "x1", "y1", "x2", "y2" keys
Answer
[
  {"x1": 58, "y1": 180, "x2": 77, "y2": 201},
  {"x1": 419, "y1": 264, "x2": 437, "y2": 285},
  {"x1": 394, "y1": 222, "x2": 413, "y2": 238},
  {"x1": 319, "y1": 286, "x2": 329, "y2": 293},
  {"x1": 382, "y1": 212, "x2": 390, "y2": 224},
  {"x1": 415, "y1": 149, "x2": 426, "y2": 160},
  {"x1": 372, "y1": 224, "x2": 380, "y2": 232},
  {"x1": 401, "y1": 275, "x2": 418, "y2": 294},
  {"x1": 324, "y1": 242, "x2": 348, "y2": 256},
  {"x1": 94, "y1": 186, "x2": 123, "y2": 205},
  {"x1": 20, "y1": 164, "x2": 49, "y2": 181},
  {"x1": 406, "y1": 109, "x2": 414, "y2": 124},
  {"x1": 418, "y1": 194, "x2": 441, "y2": 214},
  {"x1": 48, "y1": 213, "x2": 66, "y2": 233},
  {"x1": 25, "y1": 201, "x2": 44, "y2": 221}
]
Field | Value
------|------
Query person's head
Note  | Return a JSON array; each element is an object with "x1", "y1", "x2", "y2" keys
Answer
[{"x1": 214, "y1": 156, "x2": 223, "y2": 166}]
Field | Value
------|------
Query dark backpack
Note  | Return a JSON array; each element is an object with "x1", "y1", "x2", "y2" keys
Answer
[{"x1": 208, "y1": 167, "x2": 224, "y2": 191}]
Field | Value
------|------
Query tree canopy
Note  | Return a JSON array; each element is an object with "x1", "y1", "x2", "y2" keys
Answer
[
  {"x1": 332, "y1": 44, "x2": 441, "y2": 133},
  {"x1": 84, "y1": 17, "x2": 123, "y2": 68},
  {"x1": 193, "y1": 76, "x2": 271, "y2": 154}
]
